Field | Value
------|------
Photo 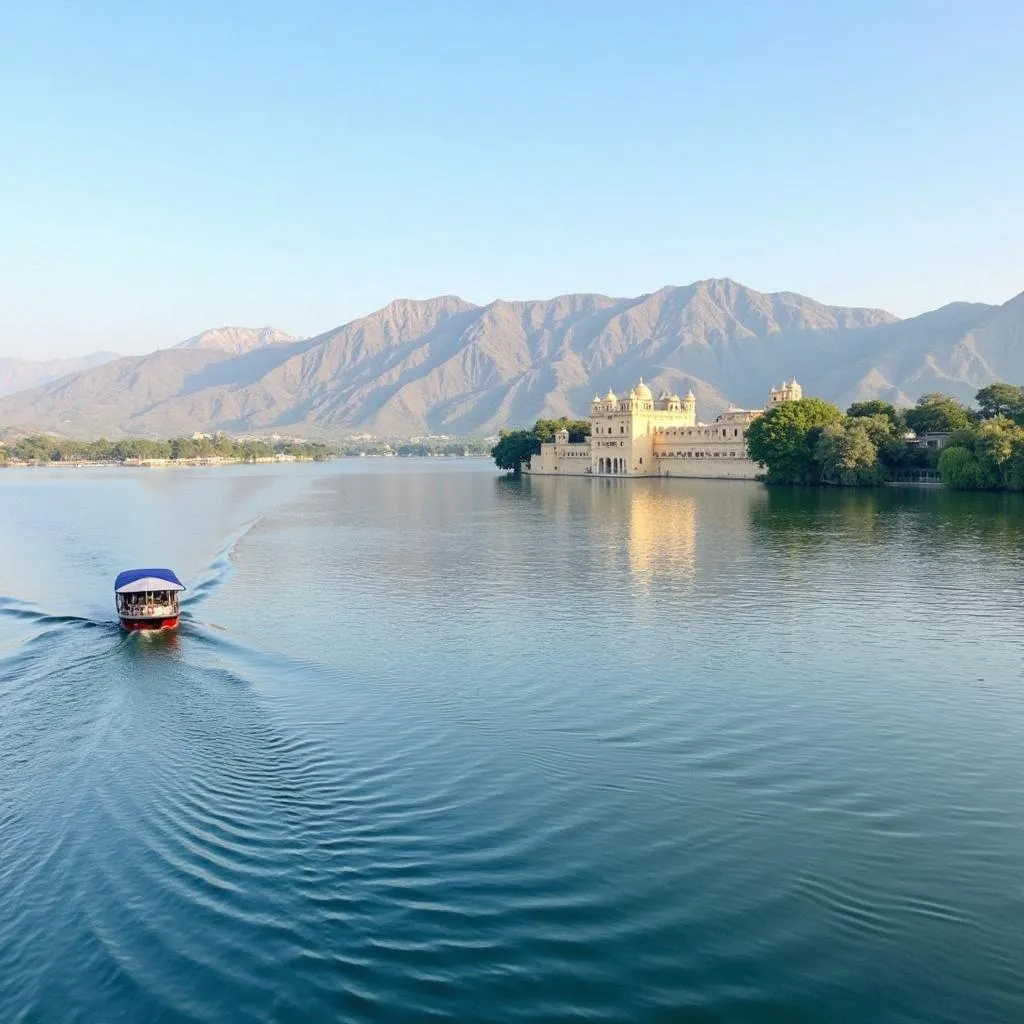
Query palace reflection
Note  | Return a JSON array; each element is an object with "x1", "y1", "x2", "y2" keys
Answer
[{"x1": 521, "y1": 475, "x2": 768, "y2": 591}]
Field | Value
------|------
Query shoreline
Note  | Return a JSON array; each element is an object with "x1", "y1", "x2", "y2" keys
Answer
[{"x1": 0, "y1": 453, "x2": 494, "y2": 469}]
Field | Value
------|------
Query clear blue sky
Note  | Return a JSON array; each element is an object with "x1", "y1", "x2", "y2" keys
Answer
[{"x1": 2, "y1": 0, "x2": 1022, "y2": 358}]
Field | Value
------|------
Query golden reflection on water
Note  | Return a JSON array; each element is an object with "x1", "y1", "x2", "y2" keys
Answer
[
  {"x1": 625, "y1": 484, "x2": 697, "y2": 583},
  {"x1": 522, "y1": 476, "x2": 718, "y2": 588}
]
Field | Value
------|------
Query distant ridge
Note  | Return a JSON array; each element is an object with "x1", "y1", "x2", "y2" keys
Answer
[
  {"x1": 0, "y1": 279, "x2": 1022, "y2": 438},
  {"x1": 175, "y1": 326, "x2": 298, "y2": 354},
  {"x1": 0, "y1": 351, "x2": 120, "y2": 399}
]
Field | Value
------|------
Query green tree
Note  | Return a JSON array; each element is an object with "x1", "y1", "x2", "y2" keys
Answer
[
  {"x1": 815, "y1": 423, "x2": 880, "y2": 487},
  {"x1": 904, "y1": 393, "x2": 973, "y2": 435},
  {"x1": 975, "y1": 383, "x2": 1024, "y2": 423},
  {"x1": 816, "y1": 421, "x2": 883, "y2": 486},
  {"x1": 846, "y1": 400, "x2": 906, "y2": 431},
  {"x1": 969, "y1": 418, "x2": 1024, "y2": 488},
  {"x1": 938, "y1": 446, "x2": 989, "y2": 490},
  {"x1": 745, "y1": 398, "x2": 844, "y2": 484},
  {"x1": 11, "y1": 435, "x2": 57, "y2": 462},
  {"x1": 847, "y1": 412, "x2": 908, "y2": 469},
  {"x1": 491, "y1": 429, "x2": 540, "y2": 474},
  {"x1": 213, "y1": 432, "x2": 235, "y2": 458},
  {"x1": 1004, "y1": 438, "x2": 1024, "y2": 491},
  {"x1": 930, "y1": 418, "x2": 1024, "y2": 490},
  {"x1": 533, "y1": 418, "x2": 591, "y2": 443},
  {"x1": 170, "y1": 436, "x2": 198, "y2": 460}
]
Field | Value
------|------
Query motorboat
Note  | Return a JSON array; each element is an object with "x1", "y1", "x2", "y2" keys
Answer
[{"x1": 115, "y1": 568, "x2": 185, "y2": 631}]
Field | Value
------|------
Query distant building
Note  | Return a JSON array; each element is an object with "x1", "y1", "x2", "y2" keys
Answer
[
  {"x1": 526, "y1": 378, "x2": 802, "y2": 479},
  {"x1": 908, "y1": 431, "x2": 951, "y2": 450}
]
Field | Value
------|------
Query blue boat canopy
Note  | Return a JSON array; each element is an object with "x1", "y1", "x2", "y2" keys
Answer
[{"x1": 114, "y1": 568, "x2": 186, "y2": 593}]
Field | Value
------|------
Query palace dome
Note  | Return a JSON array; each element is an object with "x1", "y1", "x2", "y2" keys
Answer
[
  {"x1": 669, "y1": 393, "x2": 681, "y2": 403},
  {"x1": 634, "y1": 379, "x2": 653, "y2": 401},
  {"x1": 604, "y1": 389, "x2": 617, "y2": 402}
]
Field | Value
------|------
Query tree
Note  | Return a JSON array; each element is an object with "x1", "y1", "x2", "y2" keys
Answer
[
  {"x1": 904, "y1": 393, "x2": 973, "y2": 435},
  {"x1": 171, "y1": 436, "x2": 198, "y2": 460},
  {"x1": 938, "y1": 446, "x2": 988, "y2": 490},
  {"x1": 12, "y1": 435, "x2": 58, "y2": 462},
  {"x1": 966, "y1": 418, "x2": 1024, "y2": 488},
  {"x1": 491, "y1": 430, "x2": 540, "y2": 474},
  {"x1": 1004, "y1": 438, "x2": 1024, "y2": 491},
  {"x1": 846, "y1": 400, "x2": 905, "y2": 431},
  {"x1": 815, "y1": 421, "x2": 883, "y2": 486},
  {"x1": 745, "y1": 398, "x2": 844, "y2": 484},
  {"x1": 847, "y1": 412, "x2": 907, "y2": 470},
  {"x1": 976, "y1": 383, "x2": 1024, "y2": 423},
  {"x1": 533, "y1": 418, "x2": 591, "y2": 443}
]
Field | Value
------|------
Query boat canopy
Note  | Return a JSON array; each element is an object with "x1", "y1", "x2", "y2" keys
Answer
[{"x1": 114, "y1": 568, "x2": 186, "y2": 594}]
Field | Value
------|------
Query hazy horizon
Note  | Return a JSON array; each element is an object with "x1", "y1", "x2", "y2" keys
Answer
[{"x1": 2, "y1": 1, "x2": 1023, "y2": 360}]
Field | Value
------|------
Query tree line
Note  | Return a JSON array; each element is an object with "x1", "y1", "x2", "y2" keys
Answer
[
  {"x1": 391, "y1": 440, "x2": 492, "y2": 457},
  {"x1": 0, "y1": 434, "x2": 333, "y2": 464},
  {"x1": 746, "y1": 384, "x2": 1024, "y2": 489}
]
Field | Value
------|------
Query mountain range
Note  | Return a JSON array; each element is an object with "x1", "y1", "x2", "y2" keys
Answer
[
  {"x1": 174, "y1": 326, "x2": 298, "y2": 354},
  {"x1": 0, "y1": 279, "x2": 1021, "y2": 438},
  {"x1": 0, "y1": 352, "x2": 120, "y2": 399}
]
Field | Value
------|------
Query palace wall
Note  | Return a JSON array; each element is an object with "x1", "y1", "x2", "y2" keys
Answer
[{"x1": 525, "y1": 377, "x2": 801, "y2": 481}]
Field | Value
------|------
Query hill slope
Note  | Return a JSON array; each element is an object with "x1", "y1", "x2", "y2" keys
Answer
[
  {"x1": 1, "y1": 280, "x2": 1021, "y2": 438},
  {"x1": 175, "y1": 326, "x2": 297, "y2": 354},
  {"x1": 0, "y1": 352, "x2": 119, "y2": 398}
]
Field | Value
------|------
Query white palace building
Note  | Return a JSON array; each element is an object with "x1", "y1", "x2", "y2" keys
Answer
[{"x1": 526, "y1": 378, "x2": 803, "y2": 480}]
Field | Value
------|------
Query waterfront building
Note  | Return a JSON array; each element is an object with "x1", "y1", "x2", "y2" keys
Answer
[
  {"x1": 908, "y1": 430, "x2": 951, "y2": 450},
  {"x1": 527, "y1": 378, "x2": 802, "y2": 479}
]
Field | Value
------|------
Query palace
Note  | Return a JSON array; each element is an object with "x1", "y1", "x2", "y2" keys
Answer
[{"x1": 526, "y1": 378, "x2": 802, "y2": 479}]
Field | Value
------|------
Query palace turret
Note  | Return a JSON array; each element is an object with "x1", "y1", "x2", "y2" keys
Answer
[{"x1": 528, "y1": 376, "x2": 802, "y2": 481}]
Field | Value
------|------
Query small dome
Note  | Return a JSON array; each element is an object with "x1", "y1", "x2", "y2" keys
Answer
[
  {"x1": 685, "y1": 390, "x2": 696, "y2": 401},
  {"x1": 634, "y1": 378, "x2": 653, "y2": 401},
  {"x1": 592, "y1": 394, "x2": 601, "y2": 403},
  {"x1": 604, "y1": 389, "x2": 617, "y2": 402},
  {"x1": 669, "y1": 393, "x2": 682, "y2": 403}
]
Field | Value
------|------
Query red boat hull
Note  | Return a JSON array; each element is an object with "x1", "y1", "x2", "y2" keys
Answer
[{"x1": 120, "y1": 616, "x2": 179, "y2": 632}]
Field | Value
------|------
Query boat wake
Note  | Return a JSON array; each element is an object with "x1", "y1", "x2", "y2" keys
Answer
[
  {"x1": 0, "y1": 516, "x2": 263, "y2": 657},
  {"x1": 183, "y1": 519, "x2": 259, "y2": 610},
  {"x1": 0, "y1": 596, "x2": 109, "y2": 630}
]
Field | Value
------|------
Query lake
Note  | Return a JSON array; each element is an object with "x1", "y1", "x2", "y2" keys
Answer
[{"x1": 2, "y1": 460, "x2": 1024, "y2": 1023}]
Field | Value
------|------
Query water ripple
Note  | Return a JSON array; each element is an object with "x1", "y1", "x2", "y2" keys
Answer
[{"x1": 3, "y1": 469, "x2": 1024, "y2": 1023}]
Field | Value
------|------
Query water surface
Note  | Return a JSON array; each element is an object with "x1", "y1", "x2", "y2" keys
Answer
[{"x1": 2, "y1": 462, "x2": 1024, "y2": 1023}]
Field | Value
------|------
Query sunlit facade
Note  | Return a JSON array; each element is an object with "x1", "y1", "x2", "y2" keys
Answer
[{"x1": 527, "y1": 378, "x2": 802, "y2": 479}]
